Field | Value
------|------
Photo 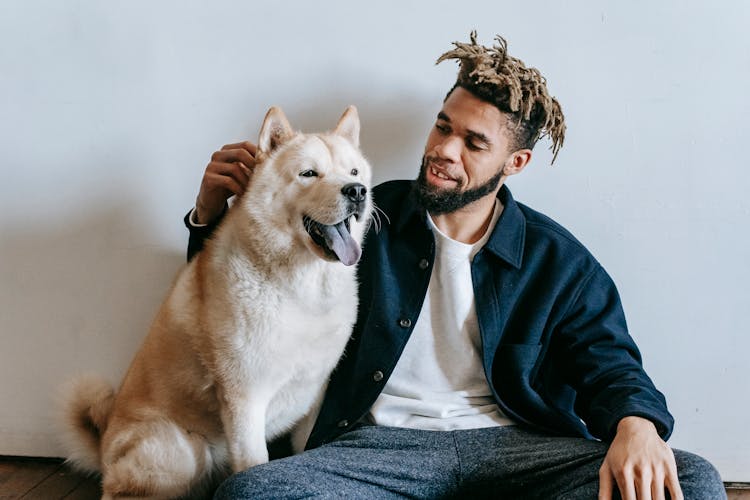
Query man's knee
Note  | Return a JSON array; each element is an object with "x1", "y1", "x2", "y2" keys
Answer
[
  {"x1": 213, "y1": 467, "x2": 262, "y2": 500},
  {"x1": 674, "y1": 449, "x2": 726, "y2": 499},
  {"x1": 213, "y1": 462, "x2": 320, "y2": 500}
]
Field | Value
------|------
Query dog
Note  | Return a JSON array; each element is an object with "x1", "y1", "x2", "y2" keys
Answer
[{"x1": 60, "y1": 105, "x2": 372, "y2": 499}]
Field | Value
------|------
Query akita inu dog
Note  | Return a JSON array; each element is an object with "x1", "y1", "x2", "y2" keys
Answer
[{"x1": 61, "y1": 106, "x2": 372, "y2": 499}]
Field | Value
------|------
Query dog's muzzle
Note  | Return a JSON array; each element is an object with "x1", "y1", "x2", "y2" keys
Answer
[{"x1": 302, "y1": 183, "x2": 368, "y2": 266}]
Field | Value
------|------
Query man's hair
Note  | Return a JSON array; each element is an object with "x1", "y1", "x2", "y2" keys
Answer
[{"x1": 437, "y1": 31, "x2": 566, "y2": 163}]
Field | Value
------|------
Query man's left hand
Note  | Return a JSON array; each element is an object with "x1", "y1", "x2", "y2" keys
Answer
[{"x1": 598, "y1": 416, "x2": 683, "y2": 500}]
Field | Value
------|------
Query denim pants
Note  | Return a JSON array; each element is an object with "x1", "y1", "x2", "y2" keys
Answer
[{"x1": 213, "y1": 424, "x2": 725, "y2": 499}]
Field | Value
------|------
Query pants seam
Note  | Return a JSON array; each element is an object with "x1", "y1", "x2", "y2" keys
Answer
[{"x1": 451, "y1": 430, "x2": 463, "y2": 492}]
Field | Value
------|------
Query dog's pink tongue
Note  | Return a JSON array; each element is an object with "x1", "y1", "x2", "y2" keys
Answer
[{"x1": 322, "y1": 221, "x2": 361, "y2": 266}]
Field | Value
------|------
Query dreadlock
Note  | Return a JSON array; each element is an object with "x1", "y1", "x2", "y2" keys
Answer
[{"x1": 437, "y1": 31, "x2": 566, "y2": 163}]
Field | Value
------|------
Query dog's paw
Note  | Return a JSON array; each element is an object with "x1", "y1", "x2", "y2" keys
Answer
[
  {"x1": 231, "y1": 455, "x2": 268, "y2": 473},
  {"x1": 230, "y1": 446, "x2": 270, "y2": 473}
]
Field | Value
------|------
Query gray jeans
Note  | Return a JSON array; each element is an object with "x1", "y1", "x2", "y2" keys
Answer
[{"x1": 213, "y1": 424, "x2": 725, "y2": 499}]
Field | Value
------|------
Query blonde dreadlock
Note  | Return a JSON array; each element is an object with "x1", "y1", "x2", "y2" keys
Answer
[{"x1": 437, "y1": 31, "x2": 566, "y2": 163}]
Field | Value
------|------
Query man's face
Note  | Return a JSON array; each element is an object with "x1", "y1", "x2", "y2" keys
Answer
[{"x1": 416, "y1": 86, "x2": 515, "y2": 214}]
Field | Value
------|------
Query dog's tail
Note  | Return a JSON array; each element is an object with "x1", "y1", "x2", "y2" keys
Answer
[{"x1": 59, "y1": 375, "x2": 115, "y2": 473}]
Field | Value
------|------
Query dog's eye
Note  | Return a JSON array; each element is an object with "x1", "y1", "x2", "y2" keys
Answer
[
  {"x1": 299, "y1": 170, "x2": 318, "y2": 178},
  {"x1": 350, "y1": 168, "x2": 359, "y2": 176}
]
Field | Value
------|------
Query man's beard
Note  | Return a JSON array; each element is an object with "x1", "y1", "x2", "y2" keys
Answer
[{"x1": 414, "y1": 156, "x2": 504, "y2": 215}]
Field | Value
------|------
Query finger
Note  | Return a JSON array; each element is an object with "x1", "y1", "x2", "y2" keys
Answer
[
  {"x1": 204, "y1": 171, "x2": 244, "y2": 197},
  {"x1": 662, "y1": 448, "x2": 684, "y2": 500},
  {"x1": 212, "y1": 149, "x2": 257, "y2": 169},
  {"x1": 636, "y1": 468, "x2": 653, "y2": 500},
  {"x1": 221, "y1": 140, "x2": 258, "y2": 155},
  {"x1": 206, "y1": 161, "x2": 251, "y2": 188},
  {"x1": 598, "y1": 466, "x2": 614, "y2": 500},
  {"x1": 615, "y1": 469, "x2": 637, "y2": 500},
  {"x1": 220, "y1": 141, "x2": 246, "y2": 151},
  {"x1": 651, "y1": 471, "x2": 666, "y2": 500},
  {"x1": 665, "y1": 467, "x2": 684, "y2": 500},
  {"x1": 211, "y1": 154, "x2": 255, "y2": 178}
]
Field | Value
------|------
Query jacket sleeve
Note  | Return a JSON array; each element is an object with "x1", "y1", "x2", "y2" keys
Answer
[
  {"x1": 183, "y1": 204, "x2": 227, "y2": 262},
  {"x1": 552, "y1": 264, "x2": 674, "y2": 442}
]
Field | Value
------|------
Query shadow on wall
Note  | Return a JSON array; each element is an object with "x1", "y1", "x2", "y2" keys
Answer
[{"x1": 0, "y1": 201, "x2": 184, "y2": 385}]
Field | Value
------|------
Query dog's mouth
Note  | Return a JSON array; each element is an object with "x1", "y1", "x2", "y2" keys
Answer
[{"x1": 303, "y1": 214, "x2": 361, "y2": 266}]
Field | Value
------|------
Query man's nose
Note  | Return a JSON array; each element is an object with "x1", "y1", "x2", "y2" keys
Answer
[{"x1": 434, "y1": 135, "x2": 462, "y2": 162}]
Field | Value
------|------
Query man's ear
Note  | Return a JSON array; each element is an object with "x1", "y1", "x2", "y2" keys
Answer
[
  {"x1": 258, "y1": 106, "x2": 294, "y2": 154},
  {"x1": 503, "y1": 149, "x2": 533, "y2": 177},
  {"x1": 334, "y1": 105, "x2": 360, "y2": 148}
]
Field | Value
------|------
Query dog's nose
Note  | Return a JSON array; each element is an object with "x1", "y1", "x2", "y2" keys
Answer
[{"x1": 342, "y1": 183, "x2": 367, "y2": 203}]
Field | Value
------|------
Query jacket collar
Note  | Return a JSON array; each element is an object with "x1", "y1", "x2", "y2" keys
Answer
[{"x1": 394, "y1": 183, "x2": 525, "y2": 269}]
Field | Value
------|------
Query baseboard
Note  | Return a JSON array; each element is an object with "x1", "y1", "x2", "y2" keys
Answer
[{"x1": 0, "y1": 429, "x2": 65, "y2": 458}]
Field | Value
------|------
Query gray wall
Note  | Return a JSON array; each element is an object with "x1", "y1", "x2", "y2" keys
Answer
[{"x1": 1, "y1": 0, "x2": 748, "y2": 481}]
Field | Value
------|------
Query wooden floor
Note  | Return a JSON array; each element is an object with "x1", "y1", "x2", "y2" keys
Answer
[
  {"x1": 729, "y1": 485, "x2": 750, "y2": 500},
  {"x1": 1, "y1": 456, "x2": 748, "y2": 499},
  {"x1": 0, "y1": 457, "x2": 100, "y2": 499}
]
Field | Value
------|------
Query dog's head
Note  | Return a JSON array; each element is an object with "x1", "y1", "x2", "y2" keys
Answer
[{"x1": 242, "y1": 106, "x2": 372, "y2": 266}]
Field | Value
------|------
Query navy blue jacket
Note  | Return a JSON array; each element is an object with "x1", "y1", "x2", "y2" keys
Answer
[{"x1": 186, "y1": 180, "x2": 674, "y2": 449}]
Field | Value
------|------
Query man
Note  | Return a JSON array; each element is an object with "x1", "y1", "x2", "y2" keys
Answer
[{"x1": 186, "y1": 33, "x2": 724, "y2": 499}]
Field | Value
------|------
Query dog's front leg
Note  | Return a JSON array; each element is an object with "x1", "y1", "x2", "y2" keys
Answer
[
  {"x1": 218, "y1": 388, "x2": 270, "y2": 473},
  {"x1": 290, "y1": 384, "x2": 327, "y2": 454}
]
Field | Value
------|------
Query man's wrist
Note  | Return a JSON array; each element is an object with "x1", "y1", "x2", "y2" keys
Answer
[
  {"x1": 188, "y1": 207, "x2": 209, "y2": 228},
  {"x1": 192, "y1": 200, "x2": 228, "y2": 227},
  {"x1": 193, "y1": 202, "x2": 212, "y2": 226},
  {"x1": 616, "y1": 415, "x2": 657, "y2": 434}
]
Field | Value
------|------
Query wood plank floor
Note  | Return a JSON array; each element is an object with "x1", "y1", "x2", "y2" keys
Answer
[
  {"x1": 1, "y1": 456, "x2": 748, "y2": 499},
  {"x1": 728, "y1": 484, "x2": 750, "y2": 500},
  {"x1": 0, "y1": 457, "x2": 101, "y2": 499}
]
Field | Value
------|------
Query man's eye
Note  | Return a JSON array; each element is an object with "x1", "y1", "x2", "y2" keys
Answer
[
  {"x1": 466, "y1": 141, "x2": 486, "y2": 152},
  {"x1": 299, "y1": 170, "x2": 318, "y2": 177},
  {"x1": 435, "y1": 123, "x2": 449, "y2": 133}
]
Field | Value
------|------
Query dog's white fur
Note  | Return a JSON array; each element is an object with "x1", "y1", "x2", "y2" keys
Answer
[{"x1": 60, "y1": 106, "x2": 372, "y2": 499}]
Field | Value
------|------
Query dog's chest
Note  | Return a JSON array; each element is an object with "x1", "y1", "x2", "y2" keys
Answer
[{"x1": 223, "y1": 265, "x2": 356, "y2": 346}]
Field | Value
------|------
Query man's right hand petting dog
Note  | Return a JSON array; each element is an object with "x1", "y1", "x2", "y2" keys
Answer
[{"x1": 60, "y1": 106, "x2": 372, "y2": 499}]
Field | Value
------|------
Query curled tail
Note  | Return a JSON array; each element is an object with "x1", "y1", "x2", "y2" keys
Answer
[{"x1": 59, "y1": 375, "x2": 115, "y2": 473}]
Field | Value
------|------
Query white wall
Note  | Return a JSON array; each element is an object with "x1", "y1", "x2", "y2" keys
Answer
[{"x1": 1, "y1": 0, "x2": 748, "y2": 481}]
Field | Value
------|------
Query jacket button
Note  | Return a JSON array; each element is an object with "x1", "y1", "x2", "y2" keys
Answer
[
  {"x1": 398, "y1": 318, "x2": 411, "y2": 328},
  {"x1": 373, "y1": 370, "x2": 384, "y2": 382},
  {"x1": 418, "y1": 258, "x2": 429, "y2": 270},
  {"x1": 337, "y1": 419, "x2": 349, "y2": 428}
]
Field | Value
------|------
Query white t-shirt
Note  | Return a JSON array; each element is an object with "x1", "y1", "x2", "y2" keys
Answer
[{"x1": 368, "y1": 200, "x2": 515, "y2": 430}]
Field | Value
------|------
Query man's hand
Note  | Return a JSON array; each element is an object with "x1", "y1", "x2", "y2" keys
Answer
[
  {"x1": 194, "y1": 141, "x2": 257, "y2": 225},
  {"x1": 599, "y1": 416, "x2": 683, "y2": 500}
]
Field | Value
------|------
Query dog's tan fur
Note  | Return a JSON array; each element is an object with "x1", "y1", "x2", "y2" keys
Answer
[{"x1": 60, "y1": 106, "x2": 372, "y2": 499}]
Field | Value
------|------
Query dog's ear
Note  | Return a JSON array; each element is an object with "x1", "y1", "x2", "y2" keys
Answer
[
  {"x1": 258, "y1": 106, "x2": 294, "y2": 154},
  {"x1": 334, "y1": 105, "x2": 360, "y2": 148}
]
